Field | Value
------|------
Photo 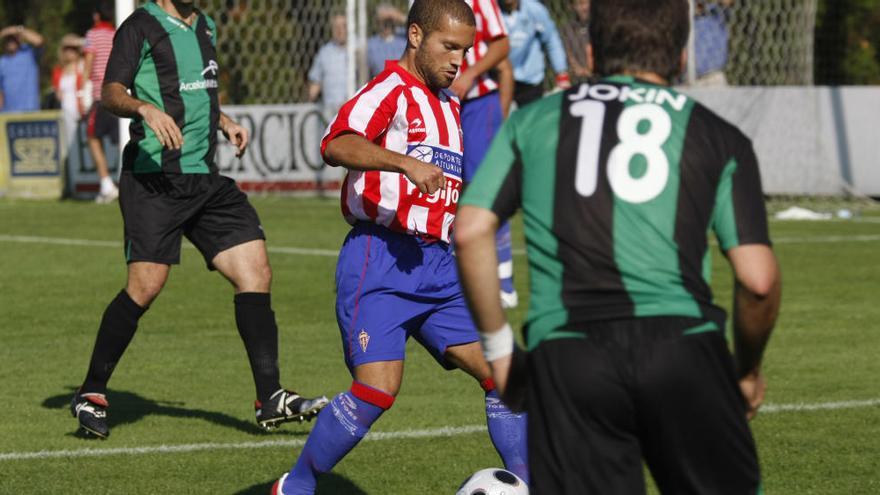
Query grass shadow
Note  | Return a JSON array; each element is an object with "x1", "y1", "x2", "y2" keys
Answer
[
  {"x1": 234, "y1": 473, "x2": 368, "y2": 495},
  {"x1": 44, "y1": 387, "x2": 307, "y2": 437}
]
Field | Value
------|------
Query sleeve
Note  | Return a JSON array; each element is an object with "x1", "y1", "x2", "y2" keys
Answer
[
  {"x1": 535, "y1": 4, "x2": 569, "y2": 73},
  {"x1": 712, "y1": 139, "x2": 771, "y2": 250},
  {"x1": 477, "y1": 0, "x2": 508, "y2": 40},
  {"x1": 83, "y1": 30, "x2": 95, "y2": 54},
  {"x1": 308, "y1": 47, "x2": 324, "y2": 84},
  {"x1": 103, "y1": 16, "x2": 146, "y2": 88},
  {"x1": 206, "y1": 15, "x2": 217, "y2": 47},
  {"x1": 460, "y1": 115, "x2": 522, "y2": 220},
  {"x1": 320, "y1": 78, "x2": 402, "y2": 156}
]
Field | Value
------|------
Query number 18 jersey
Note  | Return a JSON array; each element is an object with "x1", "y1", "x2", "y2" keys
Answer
[{"x1": 461, "y1": 76, "x2": 771, "y2": 348}]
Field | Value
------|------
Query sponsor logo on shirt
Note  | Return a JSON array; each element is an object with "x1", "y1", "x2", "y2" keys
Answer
[
  {"x1": 180, "y1": 60, "x2": 219, "y2": 92},
  {"x1": 408, "y1": 117, "x2": 427, "y2": 139}
]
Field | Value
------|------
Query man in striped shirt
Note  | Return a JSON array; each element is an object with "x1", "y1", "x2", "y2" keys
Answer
[
  {"x1": 272, "y1": 1, "x2": 527, "y2": 493},
  {"x1": 453, "y1": 0, "x2": 520, "y2": 308},
  {"x1": 84, "y1": 0, "x2": 120, "y2": 203}
]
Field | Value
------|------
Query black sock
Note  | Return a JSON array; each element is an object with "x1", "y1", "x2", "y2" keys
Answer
[
  {"x1": 80, "y1": 290, "x2": 147, "y2": 395},
  {"x1": 234, "y1": 292, "x2": 282, "y2": 403}
]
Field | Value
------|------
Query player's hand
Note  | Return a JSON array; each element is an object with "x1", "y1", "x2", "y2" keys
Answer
[
  {"x1": 138, "y1": 104, "x2": 183, "y2": 150},
  {"x1": 402, "y1": 157, "x2": 445, "y2": 195},
  {"x1": 739, "y1": 368, "x2": 766, "y2": 420},
  {"x1": 490, "y1": 347, "x2": 528, "y2": 412},
  {"x1": 450, "y1": 73, "x2": 474, "y2": 100},
  {"x1": 221, "y1": 119, "x2": 249, "y2": 157}
]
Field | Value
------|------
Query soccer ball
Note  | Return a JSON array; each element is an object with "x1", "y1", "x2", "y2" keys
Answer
[{"x1": 456, "y1": 468, "x2": 529, "y2": 495}]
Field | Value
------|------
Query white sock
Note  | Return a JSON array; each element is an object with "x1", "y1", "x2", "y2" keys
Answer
[{"x1": 100, "y1": 176, "x2": 116, "y2": 194}]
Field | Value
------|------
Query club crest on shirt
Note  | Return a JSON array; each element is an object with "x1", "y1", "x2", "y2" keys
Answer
[{"x1": 358, "y1": 329, "x2": 370, "y2": 353}]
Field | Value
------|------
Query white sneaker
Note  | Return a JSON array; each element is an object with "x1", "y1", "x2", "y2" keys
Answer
[
  {"x1": 95, "y1": 185, "x2": 119, "y2": 204},
  {"x1": 500, "y1": 290, "x2": 519, "y2": 309}
]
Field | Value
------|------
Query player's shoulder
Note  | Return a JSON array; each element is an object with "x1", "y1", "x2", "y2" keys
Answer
[
  {"x1": 689, "y1": 98, "x2": 753, "y2": 149},
  {"x1": 197, "y1": 9, "x2": 217, "y2": 31},
  {"x1": 523, "y1": 0, "x2": 550, "y2": 15},
  {"x1": 117, "y1": 7, "x2": 155, "y2": 33}
]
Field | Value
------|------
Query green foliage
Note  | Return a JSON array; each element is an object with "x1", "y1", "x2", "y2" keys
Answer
[{"x1": 815, "y1": 0, "x2": 880, "y2": 84}]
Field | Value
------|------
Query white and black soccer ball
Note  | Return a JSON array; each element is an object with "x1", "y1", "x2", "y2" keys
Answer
[{"x1": 456, "y1": 468, "x2": 529, "y2": 495}]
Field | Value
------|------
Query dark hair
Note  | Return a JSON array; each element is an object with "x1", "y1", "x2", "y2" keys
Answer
[
  {"x1": 96, "y1": 0, "x2": 115, "y2": 22},
  {"x1": 590, "y1": 0, "x2": 689, "y2": 82},
  {"x1": 407, "y1": 0, "x2": 476, "y2": 38}
]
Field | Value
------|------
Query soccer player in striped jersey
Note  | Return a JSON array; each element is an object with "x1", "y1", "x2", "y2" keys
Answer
[
  {"x1": 456, "y1": 0, "x2": 781, "y2": 493},
  {"x1": 271, "y1": 1, "x2": 527, "y2": 493},
  {"x1": 453, "y1": 0, "x2": 520, "y2": 309}
]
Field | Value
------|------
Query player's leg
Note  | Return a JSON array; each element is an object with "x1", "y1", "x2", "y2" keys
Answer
[
  {"x1": 279, "y1": 224, "x2": 418, "y2": 494},
  {"x1": 280, "y1": 361, "x2": 402, "y2": 495},
  {"x1": 461, "y1": 93, "x2": 516, "y2": 307},
  {"x1": 72, "y1": 172, "x2": 185, "y2": 438},
  {"x1": 527, "y1": 329, "x2": 646, "y2": 494},
  {"x1": 87, "y1": 104, "x2": 118, "y2": 203},
  {"x1": 189, "y1": 175, "x2": 328, "y2": 428},
  {"x1": 443, "y1": 341, "x2": 530, "y2": 483},
  {"x1": 635, "y1": 320, "x2": 762, "y2": 494}
]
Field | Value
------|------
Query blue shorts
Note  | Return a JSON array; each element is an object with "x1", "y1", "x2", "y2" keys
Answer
[
  {"x1": 461, "y1": 91, "x2": 503, "y2": 182},
  {"x1": 335, "y1": 222, "x2": 479, "y2": 372}
]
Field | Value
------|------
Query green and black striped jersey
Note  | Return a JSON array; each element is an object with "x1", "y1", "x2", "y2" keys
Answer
[
  {"x1": 461, "y1": 76, "x2": 771, "y2": 349},
  {"x1": 104, "y1": 1, "x2": 219, "y2": 174}
]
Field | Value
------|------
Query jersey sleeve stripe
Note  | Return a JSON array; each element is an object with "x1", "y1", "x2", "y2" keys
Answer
[
  {"x1": 410, "y1": 88, "x2": 441, "y2": 146},
  {"x1": 478, "y1": 0, "x2": 508, "y2": 38}
]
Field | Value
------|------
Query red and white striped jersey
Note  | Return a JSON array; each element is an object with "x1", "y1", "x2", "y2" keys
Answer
[
  {"x1": 84, "y1": 21, "x2": 115, "y2": 101},
  {"x1": 459, "y1": 0, "x2": 508, "y2": 101},
  {"x1": 322, "y1": 61, "x2": 465, "y2": 244}
]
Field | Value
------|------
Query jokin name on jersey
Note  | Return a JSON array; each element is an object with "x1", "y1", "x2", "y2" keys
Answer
[{"x1": 568, "y1": 82, "x2": 688, "y2": 112}]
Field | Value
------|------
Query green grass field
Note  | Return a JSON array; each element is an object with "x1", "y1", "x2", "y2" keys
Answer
[{"x1": 1, "y1": 197, "x2": 879, "y2": 494}]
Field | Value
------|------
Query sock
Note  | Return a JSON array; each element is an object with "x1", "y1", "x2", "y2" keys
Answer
[
  {"x1": 234, "y1": 292, "x2": 282, "y2": 403},
  {"x1": 80, "y1": 290, "x2": 147, "y2": 395},
  {"x1": 283, "y1": 382, "x2": 393, "y2": 494},
  {"x1": 100, "y1": 176, "x2": 116, "y2": 194},
  {"x1": 482, "y1": 378, "x2": 530, "y2": 484},
  {"x1": 496, "y1": 222, "x2": 515, "y2": 294}
]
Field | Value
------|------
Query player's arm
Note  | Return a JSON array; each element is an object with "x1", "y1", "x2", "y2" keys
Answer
[
  {"x1": 83, "y1": 51, "x2": 95, "y2": 81},
  {"x1": 728, "y1": 245, "x2": 780, "y2": 420},
  {"x1": 308, "y1": 82, "x2": 321, "y2": 102},
  {"x1": 324, "y1": 133, "x2": 445, "y2": 195},
  {"x1": 495, "y1": 58, "x2": 514, "y2": 118},
  {"x1": 713, "y1": 140, "x2": 780, "y2": 419},
  {"x1": 451, "y1": 36, "x2": 510, "y2": 100},
  {"x1": 219, "y1": 111, "x2": 248, "y2": 157},
  {"x1": 455, "y1": 117, "x2": 522, "y2": 400},
  {"x1": 102, "y1": 83, "x2": 182, "y2": 150}
]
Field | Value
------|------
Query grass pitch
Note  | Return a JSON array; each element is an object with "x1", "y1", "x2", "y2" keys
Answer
[{"x1": 0, "y1": 197, "x2": 878, "y2": 494}]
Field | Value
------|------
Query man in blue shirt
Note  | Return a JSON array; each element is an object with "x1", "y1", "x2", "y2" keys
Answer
[
  {"x1": 367, "y1": 3, "x2": 407, "y2": 78},
  {"x1": 500, "y1": 0, "x2": 570, "y2": 107},
  {"x1": 308, "y1": 14, "x2": 350, "y2": 115},
  {"x1": 694, "y1": 0, "x2": 734, "y2": 86},
  {"x1": 0, "y1": 25, "x2": 45, "y2": 112}
]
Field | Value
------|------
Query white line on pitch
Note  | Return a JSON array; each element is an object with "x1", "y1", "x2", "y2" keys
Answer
[
  {"x1": 0, "y1": 424, "x2": 487, "y2": 462},
  {"x1": 1, "y1": 398, "x2": 879, "y2": 462},
  {"x1": 760, "y1": 398, "x2": 880, "y2": 413}
]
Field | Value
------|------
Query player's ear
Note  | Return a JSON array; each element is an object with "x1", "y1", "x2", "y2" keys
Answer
[
  {"x1": 408, "y1": 22, "x2": 424, "y2": 48},
  {"x1": 587, "y1": 42, "x2": 595, "y2": 74},
  {"x1": 679, "y1": 48, "x2": 688, "y2": 77}
]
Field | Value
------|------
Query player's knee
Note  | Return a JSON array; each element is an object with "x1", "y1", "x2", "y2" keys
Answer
[
  {"x1": 126, "y1": 279, "x2": 165, "y2": 306},
  {"x1": 235, "y1": 263, "x2": 271, "y2": 292}
]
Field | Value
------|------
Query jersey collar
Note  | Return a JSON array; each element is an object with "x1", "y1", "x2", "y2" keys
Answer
[{"x1": 385, "y1": 60, "x2": 440, "y2": 97}]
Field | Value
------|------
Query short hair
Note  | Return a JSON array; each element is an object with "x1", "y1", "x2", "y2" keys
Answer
[
  {"x1": 407, "y1": 0, "x2": 476, "y2": 37},
  {"x1": 590, "y1": 0, "x2": 689, "y2": 82},
  {"x1": 96, "y1": 0, "x2": 114, "y2": 22}
]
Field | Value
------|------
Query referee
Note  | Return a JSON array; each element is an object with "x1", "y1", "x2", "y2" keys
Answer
[
  {"x1": 456, "y1": 0, "x2": 781, "y2": 493},
  {"x1": 70, "y1": 0, "x2": 327, "y2": 438}
]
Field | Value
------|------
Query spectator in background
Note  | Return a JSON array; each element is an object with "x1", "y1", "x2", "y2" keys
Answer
[
  {"x1": 308, "y1": 14, "x2": 350, "y2": 116},
  {"x1": 0, "y1": 24, "x2": 44, "y2": 112},
  {"x1": 694, "y1": 0, "x2": 734, "y2": 86},
  {"x1": 367, "y1": 3, "x2": 407, "y2": 78},
  {"x1": 560, "y1": 0, "x2": 590, "y2": 83},
  {"x1": 500, "y1": 0, "x2": 570, "y2": 107},
  {"x1": 52, "y1": 34, "x2": 87, "y2": 154},
  {"x1": 84, "y1": 0, "x2": 120, "y2": 203}
]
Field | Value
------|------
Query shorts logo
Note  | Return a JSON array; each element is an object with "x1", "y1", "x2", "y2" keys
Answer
[{"x1": 358, "y1": 329, "x2": 370, "y2": 352}]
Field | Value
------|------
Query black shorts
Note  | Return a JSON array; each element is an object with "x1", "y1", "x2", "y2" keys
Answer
[
  {"x1": 119, "y1": 172, "x2": 265, "y2": 270},
  {"x1": 87, "y1": 102, "x2": 119, "y2": 142},
  {"x1": 526, "y1": 317, "x2": 761, "y2": 495}
]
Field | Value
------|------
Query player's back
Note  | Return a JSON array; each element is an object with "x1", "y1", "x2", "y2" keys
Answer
[{"x1": 496, "y1": 76, "x2": 768, "y2": 346}]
